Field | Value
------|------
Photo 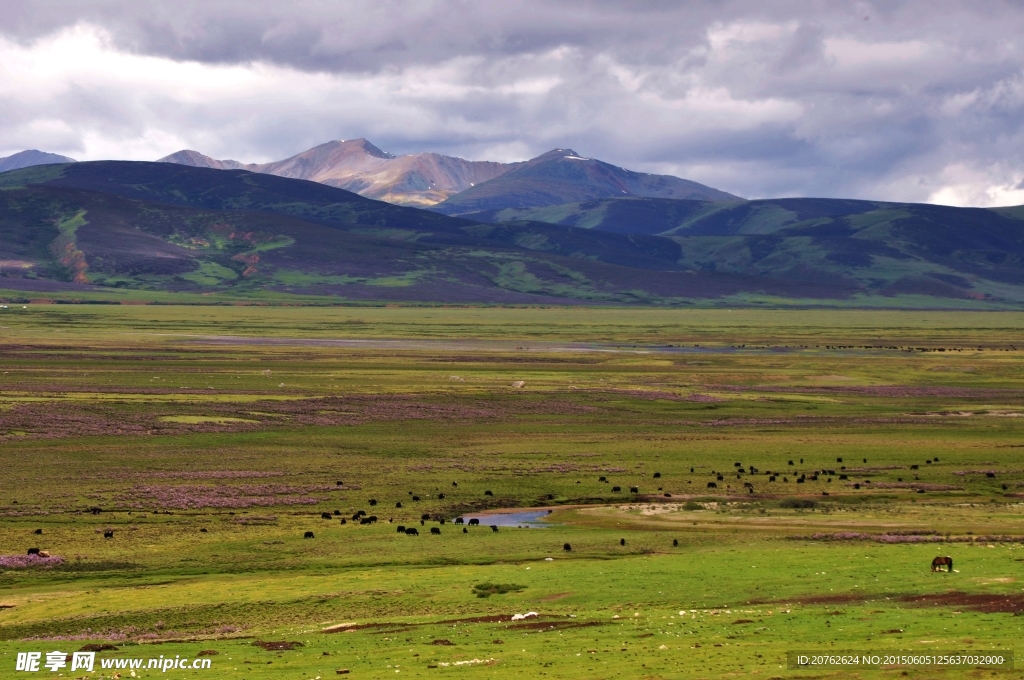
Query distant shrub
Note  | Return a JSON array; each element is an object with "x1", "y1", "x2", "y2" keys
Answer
[
  {"x1": 779, "y1": 498, "x2": 817, "y2": 509},
  {"x1": 682, "y1": 501, "x2": 702, "y2": 511},
  {"x1": 472, "y1": 583, "x2": 527, "y2": 598}
]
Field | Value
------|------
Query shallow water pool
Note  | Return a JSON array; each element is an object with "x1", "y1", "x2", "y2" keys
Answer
[{"x1": 458, "y1": 510, "x2": 553, "y2": 527}]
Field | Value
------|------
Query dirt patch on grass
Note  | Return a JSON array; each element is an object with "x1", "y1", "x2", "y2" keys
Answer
[
  {"x1": 253, "y1": 640, "x2": 303, "y2": 651},
  {"x1": 78, "y1": 643, "x2": 118, "y2": 652},
  {"x1": 752, "y1": 591, "x2": 1024, "y2": 614},
  {"x1": 899, "y1": 592, "x2": 1024, "y2": 614}
]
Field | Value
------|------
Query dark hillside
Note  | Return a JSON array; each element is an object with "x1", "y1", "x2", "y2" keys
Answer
[
  {"x1": 465, "y1": 195, "x2": 1024, "y2": 303},
  {"x1": 0, "y1": 162, "x2": 855, "y2": 304},
  {"x1": 29, "y1": 161, "x2": 473, "y2": 235},
  {"x1": 2, "y1": 161, "x2": 1023, "y2": 306}
]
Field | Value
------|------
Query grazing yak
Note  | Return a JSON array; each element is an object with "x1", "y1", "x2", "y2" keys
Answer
[
  {"x1": 620, "y1": 538, "x2": 626, "y2": 546},
  {"x1": 490, "y1": 525, "x2": 499, "y2": 532},
  {"x1": 321, "y1": 512, "x2": 332, "y2": 519},
  {"x1": 33, "y1": 529, "x2": 42, "y2": 535},
  {"x1": 430, "y1": 527, "x2": 441, "y2": 535},
  {"x1": 468, "y1": 518, "x2": 480, "y2": 526},
  {"x1": 405, "y1": 527, "x2": 419, "y2": 536},
  {"x1": 931, "y1": 556, "x2": 953, "y2": 572},
  {"x1": 397, "y1": 526, "x2": 406, "y2": 533},
  {"x1": 611, "y1": 486, "x2": 621, "y2": 492},
  {"x1": 563, "y1": 543, "x2": 571, "y2": 552},
  {"x1": 484, "y1": 490, "x2": 493, "y2": 496},
  {"x1": 369, "y1": 499, "x2": 377, "y2": 506},
  {"x1": 673, "y1": 539, "x2": 678, "y2": 547},
  {"x1": 304, "y1": 531, "x2": 314, "y2": 539},
  {"x1": 630, "y1": 486, "x2": 639, "y2": 493},
  {"x1": 455, "y1": 517, "x2": 464, "y2": 524},
  {"x1": 27, "y1": 548, "x2": 40, "y2": 555},
  {"x1": 103, "y1": 530, "x2": 114, "y2": 539}
]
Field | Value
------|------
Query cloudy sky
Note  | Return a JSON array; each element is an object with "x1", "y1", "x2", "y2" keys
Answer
[{"x1": 1, "y1": 0, "x2": 1023, "y2": 206}]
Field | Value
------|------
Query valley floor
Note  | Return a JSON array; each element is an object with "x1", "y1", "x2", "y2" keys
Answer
[{"x1": 1, "y1": 307, "x2": 1022, "y2": 679}]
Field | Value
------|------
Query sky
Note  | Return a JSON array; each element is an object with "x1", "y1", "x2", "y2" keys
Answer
[{"x1": 1, "y1": 0, "x2": 1023, "y2": 206}]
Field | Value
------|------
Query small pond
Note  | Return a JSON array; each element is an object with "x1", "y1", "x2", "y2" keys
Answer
[{"x1": 458, "y1": 510, "x2": 554, "y2": 527}]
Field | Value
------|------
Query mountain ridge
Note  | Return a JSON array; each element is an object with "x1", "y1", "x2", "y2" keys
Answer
[
  {"x1": 158, "y1": 139, "x2": 517, "y2": 207},
  {"x1": 157, "y1": 140, "x2": 740, "y2": 210},
  {"x1": 0, "y1": 149, "x2": 77, "y2": 173},
  {"x1": 429, "y1": 148, "x2": 740, "y2": 215}
]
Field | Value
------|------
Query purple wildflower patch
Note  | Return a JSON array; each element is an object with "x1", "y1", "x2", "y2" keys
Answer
[{"x1": 0, "y1": 554, "x2": 64, "y2": 569}]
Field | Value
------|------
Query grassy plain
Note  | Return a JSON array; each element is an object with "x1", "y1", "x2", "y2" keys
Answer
[{"x1": 0, "y1": 306, "x2": 1023, "y2": 679}]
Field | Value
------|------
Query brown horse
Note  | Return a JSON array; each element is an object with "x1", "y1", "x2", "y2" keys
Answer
[{"x1": 931, "y1": 556, "x2": 953, "y2": 572}]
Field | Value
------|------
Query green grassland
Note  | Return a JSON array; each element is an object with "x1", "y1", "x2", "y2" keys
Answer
[{"x1": 1, "y1": 307, "x2": 1023, "y2": 679}]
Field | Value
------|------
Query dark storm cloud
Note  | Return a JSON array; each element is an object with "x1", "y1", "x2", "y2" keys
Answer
[
  {"x1": 0, "y1": 1, "x2": 705, "y2": 71},
  {"x1": 1, "y1": 0, "x2": 1024, "y2": 205}
]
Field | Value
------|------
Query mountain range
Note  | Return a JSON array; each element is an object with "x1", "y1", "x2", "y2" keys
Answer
[
  {"x1": 157, "y1": 140, "x2": 736, "y2": 210},
  {"x1": 158, "y1": 139, "x2": 514, "y2": 207},
  {"x1": 2, "y1": 159, "x2": 1024, "y2": 307},
  {"x1": 4, "y1": 139, "x2": 737, "y2": 212}
]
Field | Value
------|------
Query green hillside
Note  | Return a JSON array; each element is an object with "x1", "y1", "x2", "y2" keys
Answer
[
  {"x1": 1, "y1": 162, "x2": 1023, "y2": 307},
  {"x1": 0, "y1": 162, "x2": 841, "y2": 305},
  {"x1": 461, "y1": 196, "x2": 1024, "y2": 303}
]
